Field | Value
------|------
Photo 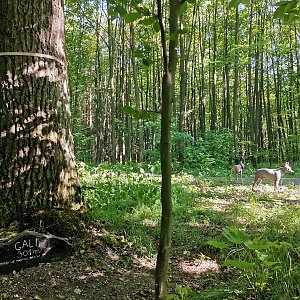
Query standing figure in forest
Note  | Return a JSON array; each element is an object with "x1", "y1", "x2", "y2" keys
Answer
[
  {"x1": 233, "y1": 158, "x2": 245, "y2": 181},
  {"x1": 252, "y1": 162, "x2": 294, "y2": 191}
]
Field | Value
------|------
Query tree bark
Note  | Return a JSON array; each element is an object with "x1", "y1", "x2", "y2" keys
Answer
[
  {"x1": 130, "y1": 24, "x2": 144, "y2": 163},
  {"x1": 233, "y1": 6, "x2": 239, "y2": 153},
  {"x1": 210, "y1": 0, "x2": 218, "y2": 131},
  {"x1": 178, "y1": 15, "x2": 186, "y2": 163},
  {"x1": 107, "y1": 8, "x2": 116, "y2": 164},
  {"x1": 0, "y1": 0, "x2": 83, "y2": 222},
  {"x1": 155, "y1": 1, "x2": 181, "y2": 299}
]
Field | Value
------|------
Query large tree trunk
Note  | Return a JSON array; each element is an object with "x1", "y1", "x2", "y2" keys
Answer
[{"x1": 0, "y1": 0, "x2": 83, "y2": 222}]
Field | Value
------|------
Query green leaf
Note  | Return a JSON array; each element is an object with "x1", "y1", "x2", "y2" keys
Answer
[
  {"x1": 274, "y1": 4, "x2": 288, "y2": 18},
  {"x1": 116, "y1": 5, "x2": 127, "y2": 17},
  {"x1": 123, "y1": 12, "x2": 142, "y2": 23},
  {"x1": 138, "y1": 16, "x2": 157, "y2": 26},
  {"x1": 228, "y1": 0, "x2": 241, "y2": 8},
  {"x1": 273, "y1": 0, "x2": 300, "y2": 23},
  {"x1": 142, "y1": 58, "x2": 152, "y2": 66},
  {"x1": 241, "y1": 0, "x2": 250, "y2": 4},
  {"x1": 244, "y1": 238, "x2": 271, "y2": 250},
  {"x1": 179, "y1": 2, "x2": 188, "y2": 15},
  {"x1": 176, "y1": 28, "x2": 189, "y2": 35},
  {"x1": 131, "y1": 0, "x2": 143, "y2": 5},
  {"x1": 284, "y1": 12, "x2": 298, "y2": 23},
  {"x1": 122, "y1": 106, "x2": 159, "y2": 121},
  {"x1": 224, "y1": 259, "x2": 255, "y2": 269},
  {"x1": 153, "y1": 20, "x2": 161, "y2": 32},
  {"x1": 222, "y1": 227, "x2": 249, "y2": 244},
  {"x1": 167, "y1": 295, "x2": 179, "y2": 300},
  {"x1": 108, "y1": 7, "x2": 119, "y2": 20},
  {"x1": 263, "y1": 261, "x2": 282, "y2": 267},
  {"x1": 136, "y1": 6, "x2": 151, "y2": 16},
  {"x1": 134, "y1": 49, "x2": 144, "y2": 58},
  {"x1": 122, "y1": 106, "x2": 136, "y2": 115},
  {"x1": 206, "y1": 240, "x2": 229, "y2": 249}
]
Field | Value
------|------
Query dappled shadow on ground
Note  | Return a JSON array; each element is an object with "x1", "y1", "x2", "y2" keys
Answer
[
  {"x1": 0, "y1": 219, "x2": 227, "y2": 300},
  {"x1": 1, "y1": 176, "x2": 300, "y2": 299}
]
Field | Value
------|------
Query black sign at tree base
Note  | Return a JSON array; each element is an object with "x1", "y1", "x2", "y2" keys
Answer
[{"x1": 0, "y1": 231, "x2": 73, "y2": 275}]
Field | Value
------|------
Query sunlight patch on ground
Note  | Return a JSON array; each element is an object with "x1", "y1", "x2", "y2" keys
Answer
[
  {"x1": 141, "y1": 219, "x2": 157, "y2": 227},
  {"x1": 186, "y1": 222, "x2": 220, "y2": 234},
  {"x1": 132, "y1": 255, "x2": 156, "y2": 270},
  {"x1": 78, "y1": 268, "x2": 105, "y2": 281},
  {"x1": 177, "y1": 258, "x2": 220, "y2": 277},
  {"x1": 211, "y1": 202, "x2": 229, "y2": 212},
  {"x1": 107, "y1": 248, "x2": 120, "y2": 261},
  {"x1": 187, "y1": 221, "x2": 208, "y2": 228},
  {"x1": 206, "y1": 198, "x2": 231, "y2": 212}
]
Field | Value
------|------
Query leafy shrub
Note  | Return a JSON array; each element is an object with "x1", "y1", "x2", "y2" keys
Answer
[
  {"x1": 73, "y1": 131, "x2": 95, "y2": 162},
  {"x1": 168, "y1": 285, "x2": 194, "y2": 299},
  {"x1": 142, "y1": 118, "x2": 193, "y2": 166},
  {"x1": 182, "y1": 129, "x2": 234, "y2": 173},
  {"x1": 207, "y1": 227, "x2": 300, "y2": 299}
]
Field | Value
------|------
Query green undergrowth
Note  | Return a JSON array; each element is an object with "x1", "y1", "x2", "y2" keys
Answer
[{"x1": 79, "y1": 162, "x2": 300, "y2": 299}]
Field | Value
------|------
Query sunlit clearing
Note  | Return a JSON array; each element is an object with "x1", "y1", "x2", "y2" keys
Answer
[{"x1": 178, "y1": 258, "x2": 220, "y2": 277}]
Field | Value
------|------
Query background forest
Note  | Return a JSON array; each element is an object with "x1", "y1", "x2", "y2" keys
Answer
[{"x1": 65, "y1": 0, "x2": 299, "y2": 169}]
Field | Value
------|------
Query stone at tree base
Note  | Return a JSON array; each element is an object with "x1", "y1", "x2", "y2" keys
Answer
[{"x1": 0, "y1": 231, "x2": 73, "y2": 275}]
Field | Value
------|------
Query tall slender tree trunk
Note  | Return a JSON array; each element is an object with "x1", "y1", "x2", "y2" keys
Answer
[
  {"x1": 130, "y1": 24, "x2": 144, "y2": 162},
  {"x1": 198, "y1": 6, "x2": 206, "y2": 135},
  {"x1": 155, "y1": 0, "x2": 181, "y2": 299},
  {"x1": 178, "y1": 15, "x2": 186, "y2": 163},
  {"x1": 265, "y1": 56, "x2": 274, "y2": 165},
  {"x1": 247, "y1": 3, "x2": 255, "y2": 163},
  {"x1": 223, "y1": 6, "x2": 231, "y2": 129},
  {"x1": 210, "y1": 0, "x2": 218, "y2": 131},
  {"x1": 233, "y1": 6, "x2": 239, "y2": 153},
  {"x1": 0, "y1": 0, "x2": 83, "y2": 222},
  {"x1": 94, "y1": 2, "x2": 104, "y2": 163},
  {"x1": 107, "y1": 12, "x2": 116, "y2": 164}
]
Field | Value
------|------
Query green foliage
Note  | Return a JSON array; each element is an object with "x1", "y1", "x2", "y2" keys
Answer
[
  {"x1": 228, "y1": 0, "x2": 250, "y2": 8},
  {"x1": 168, "y1": 285, "x2": 194, "y2": 300},
  {"x1": 183, "y1": 129, "x2": 234, "y2": 174},
  {"x1": 222, "y1": 226, "x2": 250, "y2": 244},
  {"x1": 73, "y1": 130, "x2": 95, "y2": 162},
  {"x1": 79, "y1": 162, "x2": 300, "y2": 298},
  {"x1": 141, "y1": 118, "x2": 194, "y2": 166},
  {"x1": 79, "y1": 162, "x2": 162, "y2": 253},
  {"x1": 274, "y1": 0, "x2": 300, "y2": 23},
  {"x1": 141, "y1": 119, "x2": 235, "y2": 175},
  {"x1": 122, "y1": 106, "x2": 160, "y2": 120},
  {"x1": 65, "y1": 0, "x2": 300, "y2": 166},
  {"x1": 207, "y1": 226, "x2": 300, "y2": 298}
]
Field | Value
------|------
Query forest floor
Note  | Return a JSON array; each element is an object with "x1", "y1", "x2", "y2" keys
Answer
[
  {"x1": 1, "y1": 175, "x2": 300, "y2": 300},
  {"x1": 0, "y1": 219, "x2": 226, "y2": 300}
]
